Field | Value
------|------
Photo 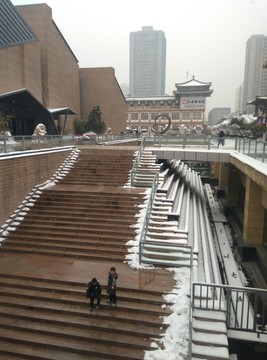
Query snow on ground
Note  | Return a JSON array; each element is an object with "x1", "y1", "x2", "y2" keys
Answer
[{"x1": 125, "y1": 188, "x2": 191, "y2": 360}]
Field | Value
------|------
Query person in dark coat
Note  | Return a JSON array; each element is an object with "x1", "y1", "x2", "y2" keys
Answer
[
  {"x1": 107, "y1": 267, "x2": 118, "y2": 306},
  {"x1": 87, "y1": 277, "x2": 101, "y2": 311},
  {"x1": 217, "y1": 130, "x2": 226, "y2": 147}
]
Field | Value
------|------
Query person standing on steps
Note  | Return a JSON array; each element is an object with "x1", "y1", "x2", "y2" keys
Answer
[
  {"x1": 86, "y1": 277, "x2": 101, "y2": 311},
  {"x1": 107, "y1": 267, "x2": 118, "y2": 306}
]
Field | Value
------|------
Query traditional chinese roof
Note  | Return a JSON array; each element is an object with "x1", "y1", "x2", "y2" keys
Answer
[
  {"x1": 175, "y1": 77, "x2": 212, "y2": 88},
  {"x1": 126, "y1": 96, "x2": 174, "y2": 102},
  {"x1": 174, "y1": 77, "x2": 213, "y2": 98},
  {"x1": 247, "y1": 96, "x2": 267, "y2": 105}
]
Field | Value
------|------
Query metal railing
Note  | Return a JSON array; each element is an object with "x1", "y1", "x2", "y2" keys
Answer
[
  {"x1": 0, "y1": 134, "x2": 77, "y2": 154},
  {"x1": 0, "y1": 133, "x2": 138, "y2": 154},
  {"x1": 153, "y1": 134, "x2": 215, "y2": 149},
  {"x1": 149, "y1": 135, "x2": 267, "y2": 163},
  {"x1": 235, "y1": 137, "x2": 267, "y2": 163},
  {"x1": 192, "y1": 282, "x2": 267, "y2": 334},
  {"x1": 2, "y1": 133, "x2": 266, "y2": 164},
  {"x1": 138, "y1": 172, "x2": 159, "y2": 264},
  {"x1": 130, "y1": 136, "x2": 146, "y2": 186}
]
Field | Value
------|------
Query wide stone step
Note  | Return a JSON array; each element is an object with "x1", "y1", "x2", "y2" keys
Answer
[
  {"x1": 0, "y1": 274, "x2": 166, "y2": 305},
  {"x1": 0, "y1": 246, "x2": 126, "y2": 261},
  {"x1": 26, "y1": 210, "x2": 138, "y2": 220},
  {"x1": 0, "y1": 327, "x2": 147, "y2": 360},
  {"x1": 3, "y1": 233, "x2": 131, "y2": 245},
  {"x1": 30, "y1": 205, "x2": 139, "y2": 215},
  {"x1": 0, "y1": 306, "x2": 163, "y2": 339},
  {"x1": 10, "y1": 224, "x2": 135, "y2": 237},
  {"x1": 33, "y1": 198, "x2": 141, "y2": 208},
  {"x1": 3, "y1": 229, "x2": 133, "y2": 243},
  {"x1": 0, "y1": 316, "x2": 155, "y2": 350},
  {"x1": 0, "y1": 240, "x2": 126, "y2": 254},
  {"x1": 59, "y1": 180, "x2": 130, "y2": 186},
  {"x1": 0, "y1": 340, "x2": 113, "y2": 360},
  {"x1": 0, "y1": 286, "x2": 170, "y2": 316},
  {"x1": 32, "y1": 192, "x2": 144, "y2": 202},
  {"x1": 39, "y1": 190, "x2": 144, "y2": 200},
  {"x1": 19, "y1": 217, "x2": 136, "y2": 228},
  {"x1": 0, "y1": 296, "x2": 165, "y2": 325}
]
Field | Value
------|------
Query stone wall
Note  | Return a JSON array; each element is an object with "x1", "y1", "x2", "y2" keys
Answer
[{"x1": 0, "y1": 148, "x2": 73, "y2": 226}]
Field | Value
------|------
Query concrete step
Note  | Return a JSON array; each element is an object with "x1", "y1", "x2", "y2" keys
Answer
[
  {"x1": 193, "y1": 309, "x2": 226, "y2": 322},
  {"x1": 191, "y1": 344, "x2": 229, "y2": 360},
  {"x1": 192, "y1": 330, "x2": 228, "y2": 347},
  {"x1": 141, "y1": 255, "x2": 192, "y2": 267},
  {"x1": 192, "y1": 318, "x2": 227, "y2": 334}
]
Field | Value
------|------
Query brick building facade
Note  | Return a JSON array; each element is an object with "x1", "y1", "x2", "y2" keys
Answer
[{"x1": 0, "y1": 2, "x2": 126, "y2": 135}]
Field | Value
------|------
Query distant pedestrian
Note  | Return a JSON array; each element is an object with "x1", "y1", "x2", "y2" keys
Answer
[
  {"x1": 107, "y1": 267, "x2": 118, "y2": 306},
  {"x1": 217, "y1": 130, "x2": 225, "y2": 147},
  {"x1": 86, "y1": 277, "x2": 101, "y2": 311}
]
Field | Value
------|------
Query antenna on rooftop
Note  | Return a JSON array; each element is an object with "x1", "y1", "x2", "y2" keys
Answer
[{"x1": 186, "y1": 71, "x2": 192, "y2": 80}]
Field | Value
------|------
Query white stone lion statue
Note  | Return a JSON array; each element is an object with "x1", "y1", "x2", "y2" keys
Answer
[{"x1": 32, "y1": 123, "x2": 47, "y2": 137}]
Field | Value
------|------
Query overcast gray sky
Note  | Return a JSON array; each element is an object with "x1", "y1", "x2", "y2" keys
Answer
[{"x1": 12, "y1": 0, "x2": 267, "y2": 113}]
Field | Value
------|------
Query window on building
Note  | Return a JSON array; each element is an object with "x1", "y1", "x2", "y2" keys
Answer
[
  {"x1": 182, "y1": 112, "x2": 191, "y2": 120},
  {"x1": 141, "y1": 113, "x2": 149, "y2": 120},
  {"x1": 193, "y1": 112, "x2": 202, "y2": 120},
  {"x1": 131, "y1": 113, "x2": 138, "y2": 120},
  {"x1": 151, "y1": 113, "x2": 159, "y2": 120},
  {"x1": 172, "y1": 112, "x2": 180, "y2": 120}
]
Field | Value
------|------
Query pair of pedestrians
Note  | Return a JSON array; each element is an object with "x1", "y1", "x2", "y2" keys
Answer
[{"x1": 86, "y1": 267, "x2": 118, "y2": 311}]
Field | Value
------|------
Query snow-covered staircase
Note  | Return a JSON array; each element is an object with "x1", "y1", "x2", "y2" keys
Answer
[
  {"x1": 140, "y1": 190, "x2": 194, "y2": 267},
  {"x1": 131, "y1": 150, "x2": 162, "y2": 187},
  {"x1": 191, "y1": 309, "x2": 229, "y2": 360},
  {"x1": 136, "y1": 157, "x2": 202, "y2": 268}
]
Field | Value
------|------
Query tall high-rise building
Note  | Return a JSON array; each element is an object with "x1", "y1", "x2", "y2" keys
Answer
[
  {"x1": 129, "y1": 26, "x2": 166, "y2": 97},
  {"x1": 208, "y1": 107, "x2": 231, "y2": 125},
  {"x1": 235, "y1": 85, "x2": 243, "y2": 115},
  {"x1": 242, "y1": 34, "x2": 267, "y2": 113}
]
